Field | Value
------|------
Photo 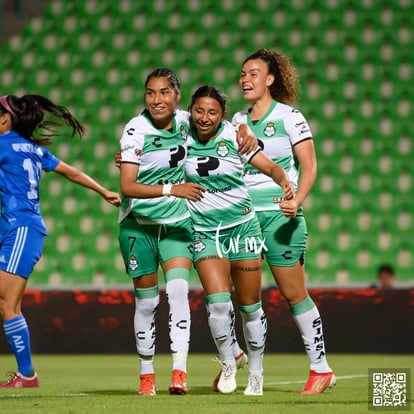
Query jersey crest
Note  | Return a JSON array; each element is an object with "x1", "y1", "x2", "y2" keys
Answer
[
  {"x1": 216, "y1": 141, "x2": 229, "y2": 157},
  {"x1": 264, "y1": 122, "x2": 276, "y2": 137}
]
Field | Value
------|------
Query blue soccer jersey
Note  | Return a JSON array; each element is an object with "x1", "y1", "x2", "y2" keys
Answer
[{"x1": 0, "y1": 131, "x2": 60, "y2": 234}]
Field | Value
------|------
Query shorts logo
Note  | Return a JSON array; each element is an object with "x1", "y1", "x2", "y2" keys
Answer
[
  {"x1": 194, "y1": 240, "x2": 206, "y2": 253},
  {"x1": 129, "y1": 255, "x2": 139, "y2": 271},
  {"x1": 216, "y1": 141, "x2": 229, "y2": 157},
  {"x1": 281, "y1": 250, "x2": 293, "y2": 260},
  {"x1": 264, "y1": 122, "x2": 276, "y2": 137}
]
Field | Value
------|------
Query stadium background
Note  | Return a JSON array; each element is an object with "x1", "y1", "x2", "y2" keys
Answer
[
  {"x1": 0, "y1": 0, "x2": 413, "y2": 354},
  {"x1": 1, "y1": 0, "x2": 413, "y2": 288}
]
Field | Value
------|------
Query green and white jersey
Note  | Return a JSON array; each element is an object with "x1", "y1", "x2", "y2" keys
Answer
[
  {"x1": 232, "y1": 100, "x2": 312, "y2": 211},
  {"x1": 119, "y1": 109, "x2": 190, "y2": 224},
  {"x1": 185, "y1": 120, "x2": 260, "y2": 231}
]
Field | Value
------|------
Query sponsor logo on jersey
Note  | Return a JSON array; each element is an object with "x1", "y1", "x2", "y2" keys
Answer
[
  {"x1": 129, "y1": 255, "x2": 139, "y2": 271},
  {"x1": 295, "y1": 121, "x2": 310, "y2": 136},
  {"x1": 264, "y1": 122, "x2": 276, "y2": 137},
  {"x1": 216, "y1": 141, "x2": 229, "y2": 157}
]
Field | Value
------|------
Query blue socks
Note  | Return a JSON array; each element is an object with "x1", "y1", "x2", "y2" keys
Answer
[{"x1": 4, "y1": 316, "x2": 34, "y2": 377}]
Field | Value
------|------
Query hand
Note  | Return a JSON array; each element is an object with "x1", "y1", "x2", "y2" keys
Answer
[
  {"x1": 114, "y1": 150, "x2": 121, "y2": 168},
  {"x1": 103, "y1": 191, "x2": 121, "y2": 207},
  {"x1": 171, "y1": 183, "x2": 206, "y2": 201},
  {"x1": 236, "y1": 124, "x2": 258, "y2": 154},
  {"x1": 280, "y1": 180, "x2": 294, "y2": 200},
  {"x1": 279, "y1": 198, "x2": 300, "y2": 218}
]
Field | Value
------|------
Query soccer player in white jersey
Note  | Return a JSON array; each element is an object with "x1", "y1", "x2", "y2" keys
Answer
[
  {"x1": 186, "y1": 85, "x2": 293, "y2": 395},
  {"x1": 119, "y1": 68, "x2": 205, "y2": 396},
  {"x1": 231, "y1": 49, "x2": 335, "y2": 394},
  {"x1": 0, "y1": 95, "x2": 120, "y2": 388}
]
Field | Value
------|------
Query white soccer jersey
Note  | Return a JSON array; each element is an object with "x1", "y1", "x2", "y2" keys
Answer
[
  {"x1": 232, "y1": 101, "x2": 313, "y2": 211},
  {"x1": 185, "y1": 120, "x2": 260, "y2": 231},
  {"x1": 119, "y1": 109, "x2": 190, "y2": 224}
]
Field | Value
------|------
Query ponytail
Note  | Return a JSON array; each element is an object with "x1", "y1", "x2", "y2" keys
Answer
[{"x1": 0, "y1": 94, "x2": 86, "y2": 145}]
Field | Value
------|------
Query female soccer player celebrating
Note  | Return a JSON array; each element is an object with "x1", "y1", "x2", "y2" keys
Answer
[
  {"x1": 232, "y1": 49, "x2": 335, "y2": 394},
  {"x1": 0, "y1": 94, "x2": 120, "y2": 388},
  {"x1": 118, "y1": 69, "x2": 202, "y2": 396},
  {"x1": 186, "y1": 85, "x2": 293, "y2": 395}
]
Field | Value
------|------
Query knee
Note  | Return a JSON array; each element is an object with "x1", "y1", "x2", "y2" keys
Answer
[{"x1": 166, "y1": 279, "x2": 189, "y2": 300}]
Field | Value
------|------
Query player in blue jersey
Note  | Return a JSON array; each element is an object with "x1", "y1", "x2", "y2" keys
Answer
[
  {"x1": 186, "y1": 85, "x2": 293, "y2": 395},
  {"x1": 118, "y1": 69, "x2": 257, "y2": 396},
  {"x1": 0, "y1": 94, "x2": 120, "y2": 388},
  {"x1": 229, "y1": 49, "x2": 335, "y2": 394}
]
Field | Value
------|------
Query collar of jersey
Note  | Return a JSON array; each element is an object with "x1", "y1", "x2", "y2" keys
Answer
[{"x1": 247, "y1": 100, "x2": 277, "y2": 126}]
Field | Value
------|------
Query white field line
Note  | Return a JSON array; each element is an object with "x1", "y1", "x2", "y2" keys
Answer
[{"x1": 0, "y1": 392, "x2": 90, "y2": 398}]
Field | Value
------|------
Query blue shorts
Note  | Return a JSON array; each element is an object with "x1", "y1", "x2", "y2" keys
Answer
[{"x1": 0, "y1": 225, "x2": 44, "y2": 278}]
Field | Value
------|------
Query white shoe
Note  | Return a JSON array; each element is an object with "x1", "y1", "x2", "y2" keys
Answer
[
  {"x1": 244, "y1": 373, "x2": 263, "y2": 396},
  {"x1": 213, "y1": 350, "x2": 248, "y2": 392},
  {"x1": 217, "y1": 362, "x2": 237, "y2": 394}
]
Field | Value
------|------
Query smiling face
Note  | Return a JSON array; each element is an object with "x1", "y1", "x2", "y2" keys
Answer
[
  {"x1": 191, "y1": 96, "x2": 225, "y2": 143},
  {"x1": 239, "y1": 58, "x2": 275, "y2": 103},
  {"x1": 145, "y1": 76, "x2": 180, "y2": 130}
]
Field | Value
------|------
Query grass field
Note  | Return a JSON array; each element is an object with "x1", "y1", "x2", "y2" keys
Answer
[{"x1": 0, "y1": 353, "x2": 412, "y2": 414}]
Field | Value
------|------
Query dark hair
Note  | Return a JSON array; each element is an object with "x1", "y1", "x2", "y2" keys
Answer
[
  {"x1": 188, "y1": 85, "x2": 227, "y2": 114},
  {"x1": 377, "y1": 264, "x2": 395, "y2": 275},
  {"x1": 243, "y1": 48, "x2": 299, "y2": 105},
  {"x1": 0, "y1": 94, "x2": 86, "y2": 146},
  {"x1": 145, "y1": 68, "x2": 181, "y2": 95}
]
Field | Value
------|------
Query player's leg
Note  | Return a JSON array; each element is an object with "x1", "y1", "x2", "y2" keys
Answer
[
  {"x1": 160, "y1": 218, "x2": 193, "y2": 395},
  {"x1": 270, "y1": 262, "x2": 335, "y2": 393},
  {"x1": 131, "y1": 273, "x2": 159, "y2": 396},
  {"x1": 119, "y1": 218, "x2": 159, "y2": 395},
  {"x1": 196, "y1": 256, "x2": 238, "y2": 393},
  {"x1": 0, "y1": 226, "x2": 43, "y2": 388},
  {"x1": 193, "y1": 227, "x2": 241, "y2": 393},
  {"x1": 231, "y1": 258, "x2": 266, "y2": 396},
  {"x1": 262, "y1": 211, "x2": 335, "y2": 394},
  {"x1": 231, "y1": 219, "x2": 267, "y2": 396}
]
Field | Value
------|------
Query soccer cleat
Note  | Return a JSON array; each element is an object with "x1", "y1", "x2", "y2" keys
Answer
[
  {"x1": 212, "y1": 350, "x2": 248, "y2": 392},
  {"x1": 137, "y1": 373, "x2": 156, "y2": 396},
  {"x1": 169, "y1": 369, "x2": 188, "y2": 395},
  {"x1": 0, "y1": 372, "x2": 39, "y2": 388},
  {"x1": 217, "y1": 362, "x2": 237, "y2": 394},
  {"x1": 298, "y1": 370, "x2": 336, "y2": 394},
  {"x1": 244, "y1": 373, "x2": 263, "y2": 396}
]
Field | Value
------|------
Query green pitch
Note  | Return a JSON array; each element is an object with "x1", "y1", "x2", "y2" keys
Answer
[{"x1": 0, "y1": 354, "x2": 412, "y2": 414}]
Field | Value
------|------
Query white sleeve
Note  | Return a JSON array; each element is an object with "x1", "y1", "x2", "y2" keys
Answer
[
  {"x1": 120, "y1": 118, "x2": 143, "y2": 164},
  {"x1": 231, "y1": 110, "x2": 248, "y2": 126},
  {"x1": 284, "y1": 109, "x2": 313, "y2": 146}
]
